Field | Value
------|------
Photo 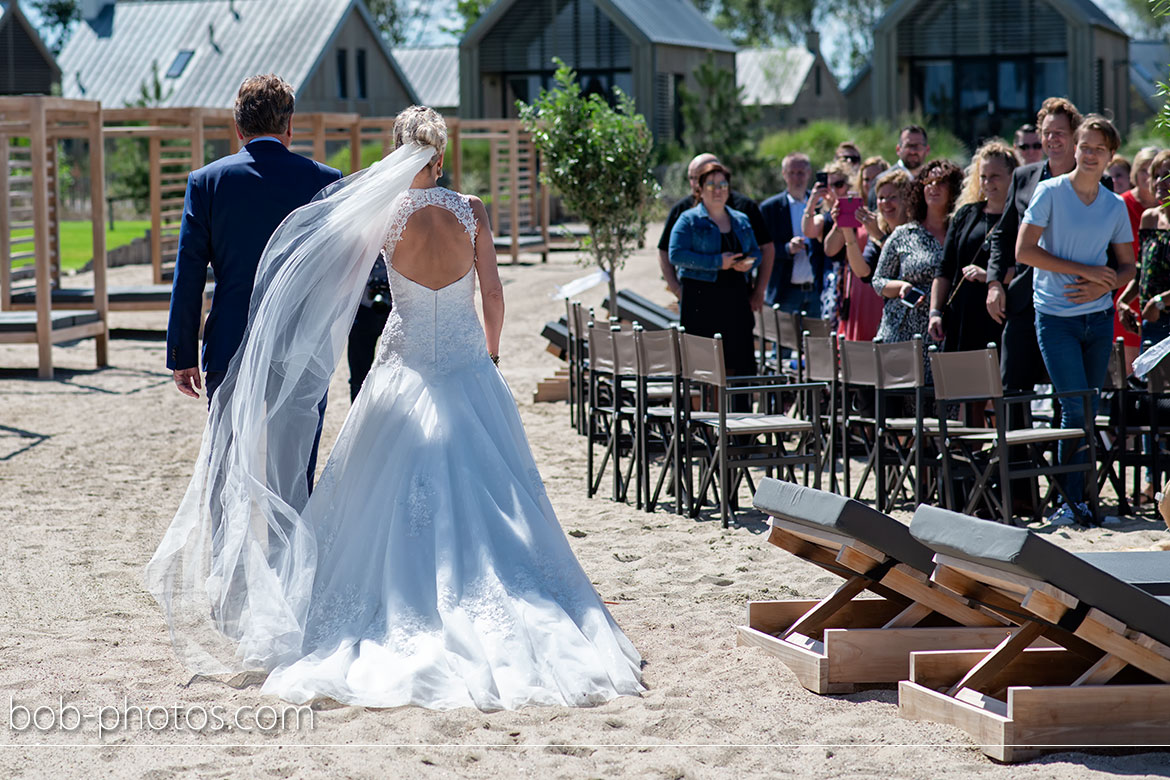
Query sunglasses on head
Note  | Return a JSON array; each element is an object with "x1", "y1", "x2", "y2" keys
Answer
[
  {"x1": 840, "y1": 154, "x2": 860, "y2": 163},
  {"x1": 1017, "y1": 142, "x2": 1042, "y2": 151}
]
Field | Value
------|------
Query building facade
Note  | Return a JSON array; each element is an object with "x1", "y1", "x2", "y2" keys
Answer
[{"x1": 0, "y1": 1, "x2": 60, "y2": 95}]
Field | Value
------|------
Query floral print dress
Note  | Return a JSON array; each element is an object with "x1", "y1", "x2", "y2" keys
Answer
[{"x1": 872, "y1": 221, "x2": 945, "y2": 381}]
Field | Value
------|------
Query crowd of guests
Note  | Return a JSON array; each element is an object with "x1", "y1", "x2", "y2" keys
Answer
[{"x1": 660, "y1": 97, "x2": 1169, "y2": 526}]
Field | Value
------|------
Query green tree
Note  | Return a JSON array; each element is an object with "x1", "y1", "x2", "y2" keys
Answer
[
  {"x1": 519, "y1": 58, "x2": 660, "y2": 309},
  {"x1": 365, "y1": 0, "x2": 426, "y2": 45},
  {"x1": 678, "y1": 56, "x2": 760, "y2": 172},
  {"x1": 31, "y1": 0, "x2": 79, "y2": 55},
  {"x1": 1124, "y1": 0, "x2": 1170, "y2": 38},
  {"x1": 440, "y1": 0, "x2": 493, "y2": 37}
]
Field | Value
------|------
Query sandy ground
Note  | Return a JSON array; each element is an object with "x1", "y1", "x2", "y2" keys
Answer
[{"x1": 2, "y1": 228, "x2": 1169, "y2": 778}]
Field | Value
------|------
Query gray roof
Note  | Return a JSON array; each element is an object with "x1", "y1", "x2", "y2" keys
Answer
[
  {"x1": 463, "y1": 0, "x2": 734, "y2": 53},
  {"x1": 58, "y1": 0, "x2": 416, "y2": 107},
  {"x1": 606, "y1": 0, "x2": 735, "y2": 52},
  {"x1": 393, "y1": 46, "x2": 458, "y2": 109},
  {"x1": 876, "y1": 0, "x2": 1125, "y2": 37},
  {"x1": 736, "y1": 47, "x2": 814, "y2": 107},
  {"x1": 1130, "y1": 39, "x2": 1169, "y2": 113}
]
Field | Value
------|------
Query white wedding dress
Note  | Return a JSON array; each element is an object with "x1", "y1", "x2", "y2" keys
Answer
[{"x1": 256, "y1": 187, "x2": 644, "y2": 709}]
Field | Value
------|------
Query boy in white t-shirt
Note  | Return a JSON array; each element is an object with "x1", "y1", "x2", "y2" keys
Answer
[{"x1": 1017, "y1": 114, "x2": 1136, "y2": 525}]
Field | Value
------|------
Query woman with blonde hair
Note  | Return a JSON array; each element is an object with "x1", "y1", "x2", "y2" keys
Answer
[{"x1": 928, "y1": 140, "x2": 1017, "y2": 357}]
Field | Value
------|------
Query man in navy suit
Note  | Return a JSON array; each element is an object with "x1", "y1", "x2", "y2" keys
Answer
[
  {"x1": 166, "y1": 74, "x2": 341, "y2": 487},
  {"x1": 760, "y1": 152, "x2": 829, "y2": 314}
]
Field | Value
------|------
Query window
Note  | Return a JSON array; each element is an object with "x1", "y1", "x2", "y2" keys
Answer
[
  {"x1": 166, "y1": 50, "x2": 194, "y2": 79},
  {"x1": 356, "y1": 49, "x2": 368, "y2": 100},
  {"x1": 815, "y1": 65, "x2": 821, "y2": 96},
  {"x1": 337, "y1": 48, "x2": 348, "y2": 99}
]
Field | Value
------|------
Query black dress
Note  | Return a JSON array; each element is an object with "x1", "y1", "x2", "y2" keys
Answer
[
  {"x1": 680, "y1": 229, "x2": 757, "y2": 378},
  {"x1": 938, "y1": 202, "x2": 1004, "y2": 354}
]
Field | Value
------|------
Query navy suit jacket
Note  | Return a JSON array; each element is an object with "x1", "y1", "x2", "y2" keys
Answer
[
  {"x1": 166, "y1": 140, "x2": 342, "y2": 371},
  {"x1": 759, "y1": 190, "x2": 827, "y2": 305}
]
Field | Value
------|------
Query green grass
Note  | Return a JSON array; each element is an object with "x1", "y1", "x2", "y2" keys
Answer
[{"x1": 12, "y1": 220, "x2": 151, "y2": 272}]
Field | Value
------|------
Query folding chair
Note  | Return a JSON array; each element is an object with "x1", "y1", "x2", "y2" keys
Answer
[
  {"x1": 930, "y1": 345, "x2": 1098, "y2": 525},
  {"x1": 633, "y1": 325, "x2": 685, "y2": 515},
  {"x1": 678, "y1": 332, "x2": 825, "y2": 527},
  {"x1": 738, "y1": 479, "x2": 1021, "y2": 694},
  {"x1": 754, "y1": 304, "x2": 781, "y2": 376},
  {"x1": 802, "y1": 331, "x2": 840, "y2": 494},
  {"x1": 838, "y1": 338, "x2": 878, "y2": 503},
  {"x1": 902, "y1": 504, "x2": 1170, "y2": 762},
  {"x1": 585, "y1": 324, "x2": 637, "y2": 501},
  {"x1": 564, "y1": 299, "x2": 589, "y2": 434}
]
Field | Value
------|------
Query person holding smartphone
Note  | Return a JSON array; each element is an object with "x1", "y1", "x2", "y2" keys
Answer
[
  {"x1": 1017, "y1": 115, "x2": 1135, "y2": 525},
  {"x1": 669, "y1": 162, "x2": 764, "y2": 398},
  {"x1": 928, "y1": 140, "x2": 1017, "y2": 355},
  {"x1": 872, "y1": 159, "x2": 963, "y2": 382}
]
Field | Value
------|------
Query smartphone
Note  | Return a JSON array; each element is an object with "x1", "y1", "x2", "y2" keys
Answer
[
  {"x1": 837, "y1": 196, "x2": 863, "y2": 229},
  {"x1": 900, "y1": 286, "x2": 926, "y2": 308},
  {"x1": 815, "y1": 172, "x2": 828, "y2": 187}
]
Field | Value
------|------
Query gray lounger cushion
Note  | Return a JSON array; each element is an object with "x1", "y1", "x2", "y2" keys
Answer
[
  {"x1": 910, "y1": 505, "x2": 1170, "y2": 647},
  {"x1": 753, "y1": 479, "x2": 936, "y2": 574}
]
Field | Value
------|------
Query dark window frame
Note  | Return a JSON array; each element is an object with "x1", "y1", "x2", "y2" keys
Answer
[
  {"x1": 166, "y1": 50, "x2": 195, "y2": 79},
  {"x1": 356, "y1": 49, "x2": 368, "y2": 100},
  {"x1": 337, "y1": 48, "x2": 349, "y2": 99}
]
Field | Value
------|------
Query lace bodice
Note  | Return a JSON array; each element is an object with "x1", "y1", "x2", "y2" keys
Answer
[{"x1": 375, "y1": 187, "x2": 489, "y2": 375}]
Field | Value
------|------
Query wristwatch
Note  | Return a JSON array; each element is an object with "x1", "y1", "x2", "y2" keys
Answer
[
  {"x1": 1157, "y1": 295, "x2": 1166, "y2": 312},
  {"x1": 929, "y1": 309, "x2": 944, "y2": 318}
]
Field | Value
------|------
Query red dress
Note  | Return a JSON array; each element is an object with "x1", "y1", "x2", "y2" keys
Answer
[
  {"x1": 1115, "y1": 190, "x2": 1144, "y2": 348},
  {"x1": 836, "y1": 227, "x2": 884, "y2": 343}
]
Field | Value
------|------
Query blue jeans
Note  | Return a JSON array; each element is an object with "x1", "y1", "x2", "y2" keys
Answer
[
  {"x1": 1035, "y1": 309, "x2": 1113, "y2": 503},
  {"x1": 772, "y1": 284, "x2": 822, "y2": 318}
]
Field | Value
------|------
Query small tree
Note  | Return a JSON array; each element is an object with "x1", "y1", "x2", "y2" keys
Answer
[
  {"x1": 519, "y1": 58, "x2": 660, "y2": 309},
  {"x1": 678, "y1": 56, "x2": 760, "y2": 170}
]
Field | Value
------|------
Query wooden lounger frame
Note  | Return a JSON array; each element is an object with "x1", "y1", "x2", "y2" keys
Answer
[
  {"x1": 899, "y1": 554, "x2": 1170, "y2": 762},
  {"x1": 736, "y1": 519, "x2": 1025, "y2": 694}
]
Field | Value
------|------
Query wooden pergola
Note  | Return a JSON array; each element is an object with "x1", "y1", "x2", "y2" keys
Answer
[
  {"x1": 292, "y1": 112, "x2": 361, "y2": 174},
  {"x1": 0, "y1": 97, "x2": 107, "y2": 378},
  {"x1": 102, "y1": 107, "x2": 239, "y2": 286}
]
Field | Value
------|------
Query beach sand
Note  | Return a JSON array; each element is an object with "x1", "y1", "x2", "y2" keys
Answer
[{"x1": 2, "y1": 228, "x2": 1169, "y2": 778}]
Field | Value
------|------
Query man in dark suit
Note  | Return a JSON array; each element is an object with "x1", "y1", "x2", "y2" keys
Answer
[
  {"x1": 657, "y1": 152, "x2": 773, "y2": 310},
  {"x1": 167, "y1": 74, "x2": 342, "y2": 486},
  {"x1": 760, "y1": 152, "x2": 829, "y2": 314}
]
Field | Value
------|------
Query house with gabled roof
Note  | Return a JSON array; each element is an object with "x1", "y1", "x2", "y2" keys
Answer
[
  {"x1": 736, "y1": 34, "x2": 846, "y2": 129},
  {"x1": 848, "y1": 0, "x2": 1131, "y2": 145},
  {"x1": 1, "y1": 0, "x2": 61, "y2": 95},
  {"x1": 458, "y1": 0, "x2": 735, "y2": 141},
  {"x1": 58, "y1": 0, "x2": 418, "y2": 115}
]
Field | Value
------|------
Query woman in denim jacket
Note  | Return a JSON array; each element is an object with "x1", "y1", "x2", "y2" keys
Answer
[{"x1": 669, "y1": 162, "x2": 763, "y2": 385}]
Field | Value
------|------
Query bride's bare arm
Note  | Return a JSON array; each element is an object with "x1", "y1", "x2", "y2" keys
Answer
[{"x1": 470, "y1": 196, "x2": 504, "y2": 356}]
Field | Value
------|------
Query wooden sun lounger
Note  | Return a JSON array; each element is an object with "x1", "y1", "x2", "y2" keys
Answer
[
  {"x1": 900, "y1": 505, "x2": 1170, "y2": 762},
  {"x1": 738, "y1": 479, "x2": 1028, "y2": 694}
]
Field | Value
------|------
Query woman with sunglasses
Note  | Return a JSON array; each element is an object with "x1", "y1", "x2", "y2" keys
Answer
[
  {"x1": 824, "y1": 159, "x2": 892, "y2": 342},
  {"x1": 669, "y1": 162, "x2": 764, "y2": 392}
]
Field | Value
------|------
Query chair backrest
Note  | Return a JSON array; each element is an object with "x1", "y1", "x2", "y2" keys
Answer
[
  {"x1": 679, "y1": 332, "x2": 727, "y2": 388},
  {"x1": 776, "y1": 310, "x2": 801, "y2": 352},
  {"x1": 803, "y1": 331, "x2": 838, "y2": 383},
  {"x1": 839, "y1": 339, "x2": 877, "y2": 386},
  {"x1": 635, "y1": 327, "x2": 680, "y2": 378},
  {"x1": 874, "y1": 336, "x2": 924, "y2": 390},
  {"x1": 801, "y1": 316, "x2": 832, "y2": 339},
  {"x1": 588, "y1": 323, "x2": 615, "y2": 373},
  {"x1": 611, "y1": 327, "x2": 638, "y2": 375},
  {"x1": 929, "y1": 346, "x2": 1003, "y2": 400}
]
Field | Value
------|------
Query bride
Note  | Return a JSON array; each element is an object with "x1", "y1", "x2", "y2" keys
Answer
[{"x1": 144, "y1": 106, "x2": 644, "y2": 710}]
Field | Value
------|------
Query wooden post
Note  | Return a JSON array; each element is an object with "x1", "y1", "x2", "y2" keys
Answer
[
  {"x1": 190, "y1": 108, "x2": 206, "y2": 169},
  {"x1": 312, "y1": 113, "x2": 326, "y2": 162},
  {"x1": 508, "y1": 123, "x2": 520, "y2": 264},
  {"x1": 29, "y1": 99, "x2": 52, "y2": 378},
  {"x1": 46, "y1": 141, "x2": 60, "y2": 286},
  {"x1": 488, "y1": 136, "x2": 499, "y2": 233},
  {"x1": 149, "y1": 136, "x2": 162, "y2": 284},
  {"x1": 0, "y1": 134, "x2": 9, "y2": 309},
  {"x1": 90, "y1": 108, "x2": 108, "y2": 367},
  {"x1": 539, "y1": 147, "x2": 550, "y2": 263},
  {"x1": 349, "y1": 122, "x2": 361, "y2": 173},
  {"x1": 449, "y1": 120, "x2": 462, "y2": 192}
]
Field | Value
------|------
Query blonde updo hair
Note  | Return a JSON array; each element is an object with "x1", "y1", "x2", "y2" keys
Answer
[
  {"x1": 393, "y1": 105, "x2": 447, "y2": 165},
  {"x1": 955, "y1": 138, "x2": 1018, "y2": 212}
]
